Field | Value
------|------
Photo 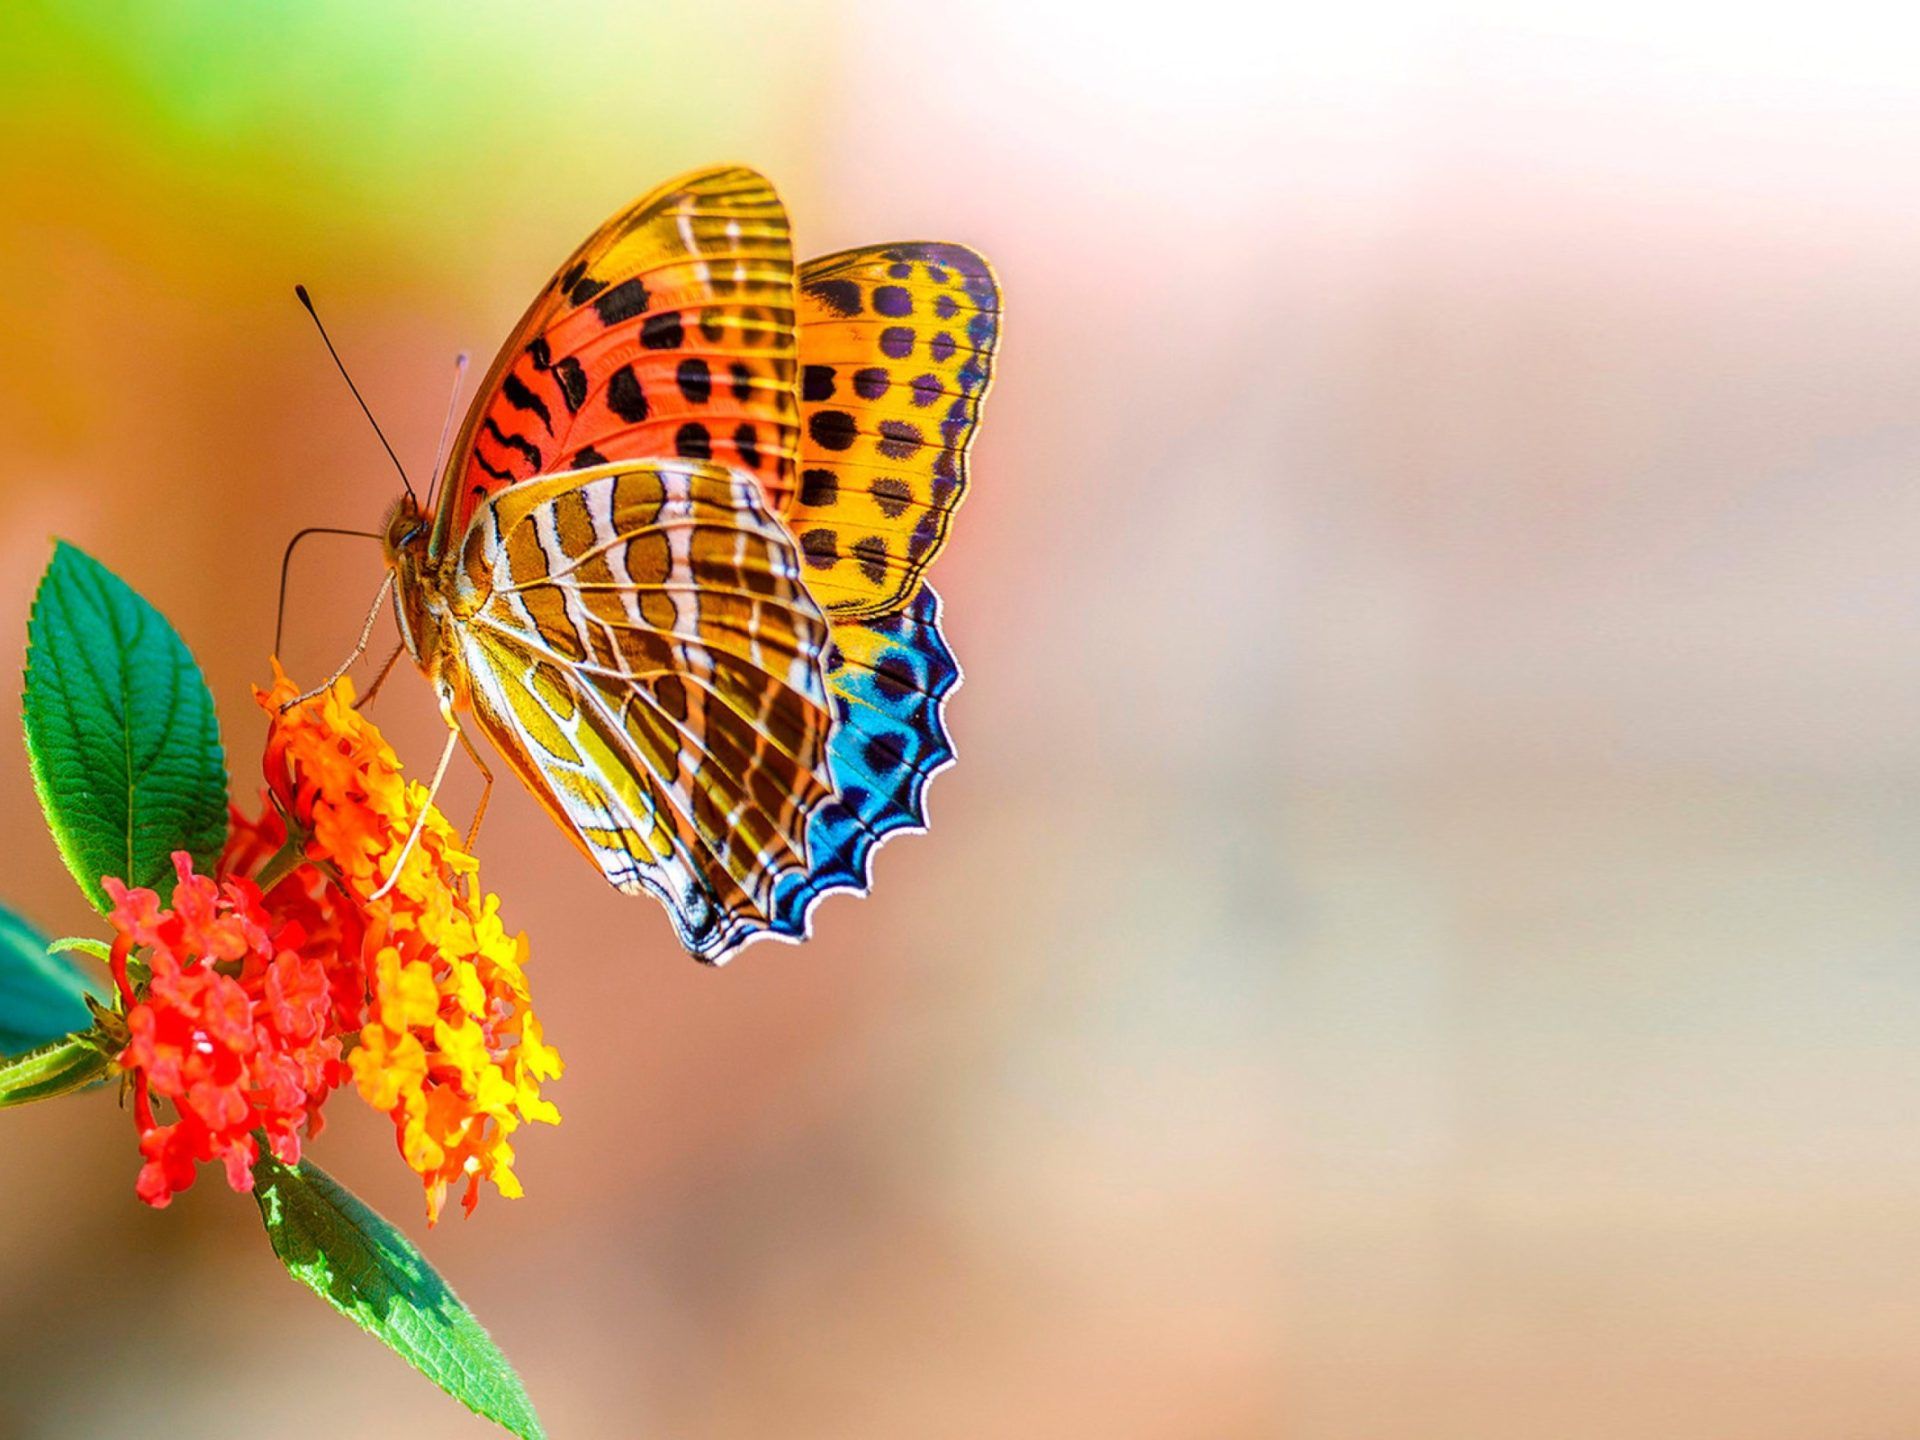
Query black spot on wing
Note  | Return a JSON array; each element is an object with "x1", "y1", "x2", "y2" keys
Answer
[
  {"x1": 799, "y1": 468, "x2": 838, "y2": 508},
  {"x1": 877, "y1": 420, "x2": 924, "y2": 460},
  {"x1": 480, "y1": 418, "x2": 542, "y2": 472},
  {"x1": 607, "y1": 366, "x2": 649, "y2": 423},
  {"x1": 553, "y1": 356, "x2": 588, "y2": 412},
  {"x1": 675, "y1": 422, "x2": 711, "y2": 460},
  {"x1": 851, "y1": 536, "x2": 889, "y2": 586},
  {"x1": 676, "y1": 358, "x2": 712, "y2": 404},
  {"x1": 566, "y1": 269, "x2": 608, "y2": 307},
  {"x1": 502, "y1": 372, "x2": 552, "y2": 432},
  {"x1": 801, "y1": 528, "x2": 839, "y2": 568},
  {"x1": 864, "y1": 731, "x2": 908, "y2": 774},
  {"x1": 907, "y1": 510, "x2": 940, "y2": 560},
  {"x1": 809, "y1": 410, "x2": 856, "y2": 451},
  {"x1": 873, "y1": 652, "x2": 917, "y2": 701},
  {"x1": 805, "y1": 278, "x2": 862, "y2": 317},
  {"x1": 641, "y1": 311, "x2": 684, "y2": 349},
  {"x1": 802, "y1": 365, "x2": 836, "y2": 402},
  {"x1": 594, "y1": 277, "x2": 650, "y2": 324}
]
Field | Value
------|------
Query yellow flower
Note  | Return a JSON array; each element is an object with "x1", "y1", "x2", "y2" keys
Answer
[{"x1": 261, "y1": 664, "x2": 562, "y2": 1223}]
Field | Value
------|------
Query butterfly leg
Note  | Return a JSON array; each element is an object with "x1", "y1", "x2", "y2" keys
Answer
[
  {"x1": 450, "y1": 726, "x2": 495, "y2": 902},
  {"x1": 368, "y1": 699, "x2": 462, "y2": 901},
  {"x1": 283, "y1": 571, "x2": 396, "y2": 711},
  {"x1": 352, "y1": 641, "x2": 407, "y2": 712}
]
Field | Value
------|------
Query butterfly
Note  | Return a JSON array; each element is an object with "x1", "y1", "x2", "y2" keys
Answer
[{"x1": 360, "y1": 165, "x2": 998, "y2": 963}]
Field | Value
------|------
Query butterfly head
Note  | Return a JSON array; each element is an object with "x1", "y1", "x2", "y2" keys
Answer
[
  {"x1": 380, "y1": 493, "x2": 441, "y2": 670},
  {"x1": 381, "y1": 494, "x2": 429, "y2": 563}
]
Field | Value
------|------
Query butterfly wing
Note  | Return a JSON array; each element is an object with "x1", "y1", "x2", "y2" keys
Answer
[
  {"x1": 428, "y1": 166, "x2": 801, "y2": 563},
  {"x1": 412, "y1": 176, "x2": 997, "y2": 953},
  {"x1": 446, "y1": 460, "x2": 835, "y2": 962},
  {"x1": 783, "y1": 243, "x2": 1000, "y2": 618},
  {"x1": 769, "y1": 583, "x2": 961, "y2": 939}
]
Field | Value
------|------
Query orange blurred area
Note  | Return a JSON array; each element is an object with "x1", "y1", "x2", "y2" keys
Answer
[{"x1": 5, "y1": 2, "x2": 1920, "y2": 1436}]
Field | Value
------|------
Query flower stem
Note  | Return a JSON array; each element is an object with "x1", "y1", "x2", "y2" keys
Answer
[{"x1": 254, "y1": 833, "x2": 310, "y2": 894}]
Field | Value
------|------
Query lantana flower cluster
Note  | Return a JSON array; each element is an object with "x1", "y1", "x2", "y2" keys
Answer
[
  {"x1": 106, "y1": 851, "x2": 361, "y2": 1207},
  {"x1": 106, "y1": 664, "x2": 561, "y2": 1222}
]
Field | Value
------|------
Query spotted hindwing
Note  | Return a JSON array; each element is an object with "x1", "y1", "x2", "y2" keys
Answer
[
  {"x1": 784, "y1": 243, "x2": 1000, "y2": 618},
  {"x1": 448, "y1": 461, "x2": 835, "y2": 962},
  {"x1": 429, "y1": 166, "x2": 801, "y2": 564},
  {"x1": 770, "y1": 583, "x2": 961, "y2": 939}
]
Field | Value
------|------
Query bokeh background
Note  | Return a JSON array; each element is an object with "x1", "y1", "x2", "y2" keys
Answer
[{"x1": 4, "y1": 2, "x2": 1920, "y2": 1435}]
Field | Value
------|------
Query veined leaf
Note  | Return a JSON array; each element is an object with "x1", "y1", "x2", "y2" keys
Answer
[
  {"x1": 253, "y1": 1156, "x2": 546, "y2": 1439},
  {"x1": 23, "y1": 541, "x2": 228, "y2": 910},
  {"x1": 0, "y1": 901, "x2": 101, "y2": 1057}
]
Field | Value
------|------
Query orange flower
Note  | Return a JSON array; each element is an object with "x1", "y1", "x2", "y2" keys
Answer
[{"x1": 256, "y1": 663, "x2": 562, "y2": 1222}]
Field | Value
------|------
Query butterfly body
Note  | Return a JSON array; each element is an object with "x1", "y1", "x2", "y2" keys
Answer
[
  {"x1": 371, "y1": 167, "x2": 999, "y2": 962},
  {"x1": 381, "y1": 497, "x2": 449, "y2": 689}
]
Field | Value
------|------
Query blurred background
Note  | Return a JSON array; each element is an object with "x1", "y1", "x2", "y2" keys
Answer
[{"x1": 3, "y1": 1, "x2": 1920, "y2": 1435}]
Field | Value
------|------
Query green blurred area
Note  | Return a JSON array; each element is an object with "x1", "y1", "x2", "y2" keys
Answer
[{"x1": 1, "y1": 0, "x2": 827, "y2": 285}]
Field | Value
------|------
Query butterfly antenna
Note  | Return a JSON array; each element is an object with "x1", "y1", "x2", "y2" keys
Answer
[
  {"x1": 274, "y1": 525, "x2": 382, "y2": 656},
  {"x1": 421, "y1": 350, "x2": 470, "y2": 513},
  {"x1": 294, "y1": 284, "x2": 417, "y2": 503}
]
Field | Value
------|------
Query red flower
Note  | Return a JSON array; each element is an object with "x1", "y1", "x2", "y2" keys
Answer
[
  {"x1": 107, "y1": 853, "x2": 359, "y2": 1207},
  {"x1": 223, "y1": 802, "x2": 369, "y2": 1041}
]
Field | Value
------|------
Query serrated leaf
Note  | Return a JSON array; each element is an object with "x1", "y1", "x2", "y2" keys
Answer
[
  {"x1": 0, "y1": 901, "x2": 101, "y2": 1056},
  {"x1": 0, "y1": 1031, "x2": 111, "y2": 1108},
  {"x1": 23, "y1": 541, "x2": 228, "y2": 910},
  {"x1": 253, "y1": 1156, "x2": 546, "y2": 1439}
]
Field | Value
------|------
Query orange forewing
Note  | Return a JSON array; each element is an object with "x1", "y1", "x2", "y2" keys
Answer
[{"x1": 428, "y1": 165, "x2": 800, "y2": 562}]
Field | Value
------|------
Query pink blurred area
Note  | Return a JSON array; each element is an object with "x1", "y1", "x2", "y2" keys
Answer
[{"x1": 6, "y1": 3, "x2": 1920, "y2": 1436}]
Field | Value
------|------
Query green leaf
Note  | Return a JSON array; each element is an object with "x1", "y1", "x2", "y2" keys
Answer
[
  {"x1": 46, "y1": 936, "x2": 113, "y2": 964},
  {"x1": 253, "y1": 1156, "x2": 546, "y2": 1439},
  {"x1": 0, "y1": 901, "x2": 101, "y2": 1056},
  {"x1": 0, "y1": 1031, "x2": 111, "y2": 1108},
  {"x1": 23, "y1": 541, "x2": 229, "y2": 911}
]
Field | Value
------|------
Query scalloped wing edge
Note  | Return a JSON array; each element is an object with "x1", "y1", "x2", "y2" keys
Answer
[{"x1": 703, "y1": 582, "x2": 961, "y2": 961}]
